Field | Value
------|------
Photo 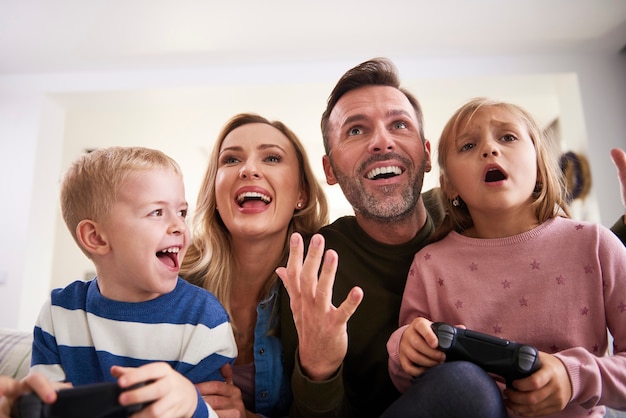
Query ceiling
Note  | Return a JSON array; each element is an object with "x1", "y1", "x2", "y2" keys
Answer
[{"x1": 1, "y1": 0, "x2": 626, "y2": 75}]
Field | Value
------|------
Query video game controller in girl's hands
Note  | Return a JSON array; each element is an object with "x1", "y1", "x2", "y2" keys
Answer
[{"x1": 431, "y1": 322, "x2": 542, "y2": 388}]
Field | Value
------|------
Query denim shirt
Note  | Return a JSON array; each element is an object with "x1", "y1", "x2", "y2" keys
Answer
[{"x1": 254, "y1": 284, "x2": 291, "y2": 417}]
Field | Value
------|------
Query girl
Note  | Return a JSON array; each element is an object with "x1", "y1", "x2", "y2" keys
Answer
[{"x1": 387, "y1": 98, "x2": 626, "y2": 417}]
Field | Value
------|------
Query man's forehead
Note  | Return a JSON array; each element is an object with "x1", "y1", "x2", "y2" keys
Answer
[{"x1": 331, "y1": 85, "x2": 415, "y2": 123}]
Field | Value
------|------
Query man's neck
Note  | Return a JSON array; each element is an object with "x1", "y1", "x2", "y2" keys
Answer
[{"x1": 354, "y1": 201, "x2": 428, "y2": 245}]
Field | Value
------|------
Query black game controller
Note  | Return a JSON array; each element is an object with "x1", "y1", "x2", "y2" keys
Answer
[
  {"x1": 431, "y1": 322, "x2": 542, "y2": 388},
  {"x1": 11, "y1": 381, "x2": 149, "y2": 418}
]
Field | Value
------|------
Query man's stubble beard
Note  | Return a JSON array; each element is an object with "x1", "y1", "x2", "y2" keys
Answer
[{"x1": 330, "y1": 154, "x2": 428, "y2": 224}]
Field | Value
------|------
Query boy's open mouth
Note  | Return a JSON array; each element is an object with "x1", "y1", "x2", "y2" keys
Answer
[{"x1": 157, "y1": 247, "x2": 180, "y2": 268}]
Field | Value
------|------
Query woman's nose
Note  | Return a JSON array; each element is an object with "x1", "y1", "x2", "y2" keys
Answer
[{"x1": 239, "y1": 164, "x2": 261, "y2": 179}]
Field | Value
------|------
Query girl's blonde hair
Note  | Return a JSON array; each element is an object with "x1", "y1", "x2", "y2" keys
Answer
[
  {"x1": 181, "y1": 113, "x2": 329, "y2": 318},
  {"x1": 433, "y1": 98, "x2": 569, "y2": 241},
  {"x1": 60, "y1": 146, "x2": 183, "y2": 258}
]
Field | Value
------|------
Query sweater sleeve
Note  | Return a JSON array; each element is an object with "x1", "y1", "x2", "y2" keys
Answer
[
  {"x1": 288, "y1": 353, "x2": 350, "y2": 418},
  {"x1": 30, "y1": 296, "x2": 66, "y2": 382},
  {"x1": 554, "y1": 227, "x2": 626, "y2": 411},
  {"x1": 386, "y1": 325, "x2": 412, "y2": 393}
]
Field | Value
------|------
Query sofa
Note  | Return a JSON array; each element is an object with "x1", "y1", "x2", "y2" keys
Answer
[{"x1": 0, "y1": 328, "x2": 32, "y2": 380}]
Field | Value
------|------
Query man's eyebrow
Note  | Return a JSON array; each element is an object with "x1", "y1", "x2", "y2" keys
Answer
[
  {"x1": 387, "y1": 109, "x2": 413, "y2": 119},
  {"x1": 342, "y1": 114, "x2": 366, "y2": 127},
  {"x1": 341, "y1": 109, "x2": 413, "y2": 127}
]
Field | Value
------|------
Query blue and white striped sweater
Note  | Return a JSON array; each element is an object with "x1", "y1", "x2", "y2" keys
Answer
[{"x1": 31, "y1": 277, "x2": 237, "y2": 387}]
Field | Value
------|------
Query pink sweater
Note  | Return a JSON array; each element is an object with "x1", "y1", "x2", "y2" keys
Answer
[{"x1": 387, "y1": 217, "x2": 626, "y2": 417}]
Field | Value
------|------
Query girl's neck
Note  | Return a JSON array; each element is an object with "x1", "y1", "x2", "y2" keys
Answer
[{"x1": 465, "y1": 209, "x2": 540, "y2": 239}]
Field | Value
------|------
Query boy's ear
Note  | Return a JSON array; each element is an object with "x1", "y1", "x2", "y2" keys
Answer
[{"x1": 76, "y1": 219, "x2": 110, "y2": 256}]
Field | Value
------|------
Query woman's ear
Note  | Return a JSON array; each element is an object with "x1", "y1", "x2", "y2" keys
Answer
[
  {"x1": 76, "y1": 219, "x2": 110, "y2": 256},
  {"x1": 296, "y1": 185, "x2": 309, "y2": 209}
]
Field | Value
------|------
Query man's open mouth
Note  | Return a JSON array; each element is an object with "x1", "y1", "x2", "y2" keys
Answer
[{"x1": 366, "y1": 166, "x2": 402, "y2": 180}]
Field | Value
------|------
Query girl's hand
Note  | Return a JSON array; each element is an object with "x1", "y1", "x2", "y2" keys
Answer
[
  {"x1": 398, "y1": 317, "x2": 446, "y2": 377},
  {"x1": 504, "y1": 352, "x2": 572, "y2": 417}
]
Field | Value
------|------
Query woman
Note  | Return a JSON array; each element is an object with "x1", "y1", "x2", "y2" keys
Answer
[{"x1": 181, "y1": 113, "x2": 328, "y2": 417}]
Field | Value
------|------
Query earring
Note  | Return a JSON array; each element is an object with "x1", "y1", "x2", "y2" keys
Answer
[
  {"x1": 296, "y1": 202, "x2": 303, "y2": 209},
  {"x1": 452, "y1": 197, "x2": 460, "y2": 207}
]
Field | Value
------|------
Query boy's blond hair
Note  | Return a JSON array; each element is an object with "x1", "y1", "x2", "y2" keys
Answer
[{"x1": 60, "y1": 146, "x2": 183, "y2": 257}]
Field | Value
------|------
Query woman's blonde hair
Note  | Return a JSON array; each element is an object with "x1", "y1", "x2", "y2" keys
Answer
[
  {"x1": 433, "y1": 98, "x2": 569, "y2": 241},
  {"x1": 181, "y1": 113, "x2": 329, "y2": 318}
]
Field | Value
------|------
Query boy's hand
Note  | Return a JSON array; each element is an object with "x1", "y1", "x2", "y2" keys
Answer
[
  {"x1": 111, "y1": 363, "x2": 198, "y2": 418},
  {"x1": 504, "y1": 352, "x2": 572, "y2": 417},
  {"x1": 398, "y1": 317, "x2": 446, "y2": 377},
  {"x1": 0, "y1": 373, "x2": 59, "y2": 418}
]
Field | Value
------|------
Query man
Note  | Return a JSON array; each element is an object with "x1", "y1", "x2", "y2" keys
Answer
[{"x1": 278, "y1": 58, "x2": 505, "y2": 418}]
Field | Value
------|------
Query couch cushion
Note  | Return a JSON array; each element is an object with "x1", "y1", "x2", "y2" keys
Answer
[{"x1": 0, "y1": 328, "x2": 32, "y2": 380}]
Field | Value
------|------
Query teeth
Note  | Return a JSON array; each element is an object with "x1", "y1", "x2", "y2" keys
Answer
[
  {"x1": 366, "y1": 166, "x2": 402, "y2": 180},
  {"x1": 160, "y1": 247, "x2": 180, "y2": 254},
  {"x1": 236, "y1": 191, "x2": 271, "y2": 203}
]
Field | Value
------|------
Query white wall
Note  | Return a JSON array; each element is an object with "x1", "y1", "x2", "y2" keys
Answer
[{"x1": 0, "y1": 51, "x2": 624, "y2": 330}]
